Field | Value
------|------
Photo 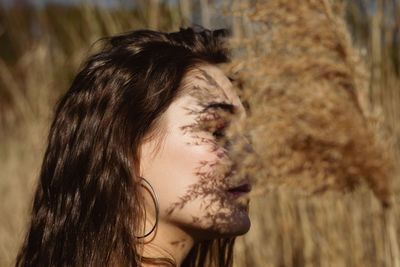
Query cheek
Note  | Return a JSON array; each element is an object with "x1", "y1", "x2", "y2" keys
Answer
[{"x1": 142, "y1": 133, "x2": 224, "y2": 216}]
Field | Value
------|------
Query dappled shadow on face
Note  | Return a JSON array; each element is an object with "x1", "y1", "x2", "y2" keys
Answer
[{"x1": 165, "y1": 68, "x2": 256, "y2": 238}]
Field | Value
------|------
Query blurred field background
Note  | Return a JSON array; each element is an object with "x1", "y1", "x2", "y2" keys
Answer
[{"x1": 0, "y1": 0, "x2": 399, "y2": 266}]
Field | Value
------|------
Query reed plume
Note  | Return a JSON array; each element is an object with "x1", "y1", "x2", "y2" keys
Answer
[
  {"x1": 225, "y1": 0, "x2": 397, "y2": 205},
  {"x1": 225, "y1": 1, "x2": 400, "y2": 266}
]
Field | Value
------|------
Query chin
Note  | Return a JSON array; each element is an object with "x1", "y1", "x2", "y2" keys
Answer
[
  {"x1": 217, "y1": 210, "x2": 251, "y2": 237},
  {"x1": 187, "y1": 209, "x2": 251, "y2": 241}
]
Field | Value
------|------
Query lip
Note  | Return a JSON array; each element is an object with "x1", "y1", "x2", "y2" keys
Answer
[{"x1": 226, "y1": 179, "x2": 252, "y2": 197}]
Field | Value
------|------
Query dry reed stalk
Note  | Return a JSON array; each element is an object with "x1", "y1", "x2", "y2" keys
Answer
[{"x1": 234, "y1": 189, "x2": 400, "y2": 267}]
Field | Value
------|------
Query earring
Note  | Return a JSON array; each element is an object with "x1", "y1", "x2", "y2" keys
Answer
[{"x1": 136, "y1": 177, "x2": 160, "y2": 239}]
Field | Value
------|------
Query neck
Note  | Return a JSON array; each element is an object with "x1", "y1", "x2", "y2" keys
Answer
[{"x1": 139, "y1": 219, "x2": 195, "y2": 267}]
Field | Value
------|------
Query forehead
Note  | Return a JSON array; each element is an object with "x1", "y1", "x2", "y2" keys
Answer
[{"x1": 181, "y1": 64, "x2": 244, "y2": 111}]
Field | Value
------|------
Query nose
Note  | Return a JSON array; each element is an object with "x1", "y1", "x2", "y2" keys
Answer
[{"x1": 243, "y1": 134, "x2": 254, "y2": 154}]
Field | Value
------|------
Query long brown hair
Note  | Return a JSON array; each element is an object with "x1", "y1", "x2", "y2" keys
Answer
[{"x1": 15, "y1": 27, "x2": 235, "y2": 267}]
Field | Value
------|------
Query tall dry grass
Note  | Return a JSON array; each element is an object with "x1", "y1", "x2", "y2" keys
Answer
[
  {"x1": 0, "y1": 0, "x2": 399, "y2": 267},
  {"x1": 227, "y1": 0, "x2": 400, "y2": 266}
]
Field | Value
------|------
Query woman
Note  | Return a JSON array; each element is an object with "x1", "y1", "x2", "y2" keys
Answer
[{"x1": 16, "y1": 27, "x2": 252, "y2": 267}]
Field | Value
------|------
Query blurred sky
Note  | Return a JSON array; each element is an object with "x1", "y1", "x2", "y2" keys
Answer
[
  {"x1": 0, "y1": 0, "x2": 386, "y2": 18},
  {"x1": 2, "y1": 0, "x2": 136, "y2": 8},
  {"x1": 0, "y1": 0, "x2": 213, "y2": 8}
]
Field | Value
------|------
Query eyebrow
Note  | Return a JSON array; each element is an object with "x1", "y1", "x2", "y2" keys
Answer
[
  {"x1": 202, "y1": 102, "x2": 235, "y2": 114},
  {"x1": 198, "y1": 69, "x2": 221, "y2": 88}
]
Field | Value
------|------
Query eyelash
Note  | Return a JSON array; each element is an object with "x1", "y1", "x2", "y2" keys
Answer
[{"x1": 212, "y1": 122, "x2": 227, "y2": 140}]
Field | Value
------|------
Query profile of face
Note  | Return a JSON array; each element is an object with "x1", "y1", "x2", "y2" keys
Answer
[{"x1": 140, "y1": 63, "x2": 251, "y2": 242}]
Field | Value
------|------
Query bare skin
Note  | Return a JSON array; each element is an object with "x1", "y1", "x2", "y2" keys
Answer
[{"x1": 138, "y1": 64, "x2": 251, "y2": 266}]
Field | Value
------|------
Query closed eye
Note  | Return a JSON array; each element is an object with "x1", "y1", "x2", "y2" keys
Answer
[{"x1": 202, "y1": 102, "x2": 235, "y2": 114}]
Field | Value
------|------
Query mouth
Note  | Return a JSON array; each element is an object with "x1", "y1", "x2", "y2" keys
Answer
[{"x1": 226, "y1": 180, "x2": 252, "y2": 197}]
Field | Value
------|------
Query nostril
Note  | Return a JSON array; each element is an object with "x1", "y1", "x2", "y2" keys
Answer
[
  {"x1": 244, "y1": 142, "x2": 254, "y2": 153},
  {"x1": 242, "y1": 136, "x2": 254, "y2": 153}
]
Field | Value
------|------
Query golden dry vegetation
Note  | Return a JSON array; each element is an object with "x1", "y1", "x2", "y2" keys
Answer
[
  {"x1": 0, "y1": 0, "x2": 399, "y2": 266},
  {"x1": 228, "y1": 0, "x2": 400, "y2": 266}
]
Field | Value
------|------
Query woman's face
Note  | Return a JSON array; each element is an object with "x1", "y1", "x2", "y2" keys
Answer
[{"x1": 140, "y1": 63, "x2": 251, "y2": 240}]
